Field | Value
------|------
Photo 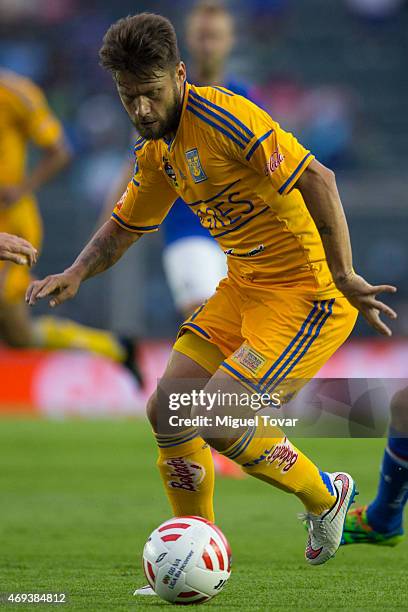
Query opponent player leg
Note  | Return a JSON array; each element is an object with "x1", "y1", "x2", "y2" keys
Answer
[{"x1": 343, "y1": 386, "x2": 408, "y2": 546}]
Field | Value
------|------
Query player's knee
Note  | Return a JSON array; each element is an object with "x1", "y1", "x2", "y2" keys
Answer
[
  {"x1": 390, "y1": 388, "x2": 408, "y2": 433},
  {"x1": 147, "y1": 386, "x2": 193, "y2": 432}
]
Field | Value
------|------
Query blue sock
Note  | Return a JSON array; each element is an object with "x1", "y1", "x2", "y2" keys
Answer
[{"x1": 367, "y1": 429, "x2": 408, "y2": 534}]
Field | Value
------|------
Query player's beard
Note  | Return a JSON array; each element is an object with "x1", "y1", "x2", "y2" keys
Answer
[{"x1": 133, "y1": 81, "x2": 182, "y2": 141}]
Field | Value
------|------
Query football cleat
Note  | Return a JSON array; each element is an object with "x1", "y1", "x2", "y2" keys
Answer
[
  {"x1": 300, "y1": 471, "x2": 357, "y2": 565},
  {"x1": 341, "y1": 505, "x2": 404, "y2": 547},
  {"x1": 133, "y1": 585, "x2": 156, "y2": 596}
]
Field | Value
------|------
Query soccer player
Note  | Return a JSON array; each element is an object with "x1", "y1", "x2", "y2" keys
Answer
[
  {"x1": 26, "y1": 14, "x2": 397, "y2": 572},
  {"x1": 0, "y1": 69, "x2": 139, "y2": 376},
  {"x1": 343, "y1": 387, "x2": 407, "y2": 546},
  {"x1": 98, "y1": 0, "x2": 252, "y2": 479},
  {"x1": 0, "y1": 233, "x2": 37, "y2": 265}
]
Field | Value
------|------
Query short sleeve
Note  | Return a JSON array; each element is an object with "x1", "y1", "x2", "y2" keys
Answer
[
  {"x1": 222, "y1": 96, "x2": 315, "y2": 195},
  {"x1": 111, "y1": 143, "x2": 177, "y2": 233}
]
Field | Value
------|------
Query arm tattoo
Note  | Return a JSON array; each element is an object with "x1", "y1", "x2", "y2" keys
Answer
[
  {"x1": 81, "y1": 233, "x2": 121, "y2": 278},
  {"x1": 73, "y1": 226, "x2": 131, "y2": 280},
  {"x1": 317, "y1": 223, "x2": 333, "y2": 236}
]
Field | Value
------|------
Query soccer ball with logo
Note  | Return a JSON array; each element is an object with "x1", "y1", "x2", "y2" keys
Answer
[{"x1": 142, "y1": 516, "x2": 232, "y2": 604}]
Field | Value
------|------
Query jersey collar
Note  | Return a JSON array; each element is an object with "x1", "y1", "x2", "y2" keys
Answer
[{"x1": 162, "y1": 80, "x2": 190, "y2": 152}]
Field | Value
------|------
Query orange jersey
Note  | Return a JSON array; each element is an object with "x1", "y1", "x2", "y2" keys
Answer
[
  {"x1": 0, "y1": 69, "x2": 63, "y2": 186},
  {"x1": 112, "y1": 81, "x2": 339, "y2": 297}
]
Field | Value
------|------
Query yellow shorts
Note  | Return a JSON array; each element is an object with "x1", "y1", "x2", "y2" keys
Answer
[
  {"x1": 0, "y1": 196, "x2": 42, "y2": 303},
  {"x1": 175, "y1": 276, "x2": 358, "y2": 398}
]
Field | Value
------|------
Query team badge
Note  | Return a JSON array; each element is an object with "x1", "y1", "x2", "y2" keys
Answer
[{"x1": 185, "y1": 148, "x2": 207, "y2": 183}]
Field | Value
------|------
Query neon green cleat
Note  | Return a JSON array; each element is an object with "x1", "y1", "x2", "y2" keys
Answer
[{"x1": 341, "y1": 505, "x2": 404, "y2": 547}]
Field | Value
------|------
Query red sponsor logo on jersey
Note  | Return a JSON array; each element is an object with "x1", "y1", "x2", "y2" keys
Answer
[
  {"x1": 268, "y1": 149, "x2": 285, "y2": 174},
  {"x1": 266, "y1": 436, "x2": 298, "y2": 473},
  {"x1": 166, "y1": 458, "x2": 205, "y2": 491}
]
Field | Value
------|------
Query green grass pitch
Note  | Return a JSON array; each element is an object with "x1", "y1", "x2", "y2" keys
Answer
[{"x1": 0, "y1": 418, "x2": 407, "y2": 610}]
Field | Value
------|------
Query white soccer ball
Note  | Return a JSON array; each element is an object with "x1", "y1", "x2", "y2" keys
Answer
[{"x1": 142, "y1": 515, "x2": 232, "y2": 604}]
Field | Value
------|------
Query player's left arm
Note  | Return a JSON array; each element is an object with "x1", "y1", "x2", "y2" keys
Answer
[
  {"x1": 226, "y1": 95, "x2": 397, "y2": 336},
  {"x1": 0, "y1": 85, "x2": 71, "y2": 207},
  {"x1": 295, "y1": 159, "x2": 397, "y2": 336}
]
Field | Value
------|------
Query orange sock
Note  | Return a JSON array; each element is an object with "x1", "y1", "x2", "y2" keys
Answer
[
  {"x1": 155, "y1": 428, "x2": 215, "y2": 521},
  {"x1": 221, "y1": 422, "x2": 335, "y2": 514}
]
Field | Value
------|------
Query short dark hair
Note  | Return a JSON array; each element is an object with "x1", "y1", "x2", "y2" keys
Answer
[{"x1": 99, "y1": 13, "x2": 180, "y2": 79}]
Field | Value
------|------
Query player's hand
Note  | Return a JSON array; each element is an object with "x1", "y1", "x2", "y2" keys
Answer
[
  {"x1": 336, "y1": 272, "x2": 397, "y2": 336},
  {"x1": 0, "y1": 232, "x2": 38, "y2": 265},
  {"x1": 26, "y1": 269, "x2": 81, "y2": 308}
]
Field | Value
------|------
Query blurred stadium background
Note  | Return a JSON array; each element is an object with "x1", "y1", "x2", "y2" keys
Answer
[{"x1": 0, "y1": 0, "x2": 407, "y2": 415}]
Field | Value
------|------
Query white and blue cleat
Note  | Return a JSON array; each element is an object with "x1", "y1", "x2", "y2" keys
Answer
[{"x1": 300, "y1": 471, "x2": 358, "y2": 565}]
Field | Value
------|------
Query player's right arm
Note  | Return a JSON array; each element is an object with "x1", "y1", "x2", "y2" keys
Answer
[
  {"x1": 26, "y1": 142, "x2": 177, "y2": 307},
  {"x1": 26, "y1": 219, "x2": 140, "y2": 307}
]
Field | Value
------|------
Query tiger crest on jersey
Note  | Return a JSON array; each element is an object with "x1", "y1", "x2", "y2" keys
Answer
[{"x1": 185, "y1": 148, "x2": 207, "y2": 183}]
